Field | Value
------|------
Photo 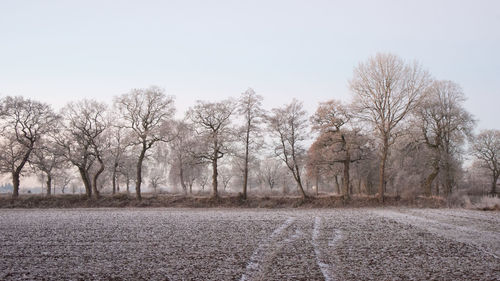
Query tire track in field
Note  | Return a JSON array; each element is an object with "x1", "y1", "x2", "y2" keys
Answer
[
  {"x1": 240, "y1": 217, "x2": 295, "y2": 281},
  {"x1": 312, "y1": 216, "x2": 338, "y2": 281},
  {"x1": 372, "y1": 209, "x2": 500, "y2": 259}
]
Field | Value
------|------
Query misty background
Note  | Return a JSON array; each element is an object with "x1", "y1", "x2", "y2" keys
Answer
[{"x1": 1, "y1": 0, "x2": 499, "y2": 192}]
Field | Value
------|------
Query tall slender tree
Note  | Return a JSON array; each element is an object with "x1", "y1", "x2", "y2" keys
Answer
[
  {"x1": 237, "y1": 88, "x2": 264, "y2": 199},
  {"x1": 267, "y1": 99, "x2": 308, "y2": 198}
]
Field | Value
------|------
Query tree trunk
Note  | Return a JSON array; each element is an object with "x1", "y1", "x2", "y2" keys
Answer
[
  {"x1": 136, "y1": 143, "x2": 147, "y2": 200},
  {"x1": 179, "y1": 166, "x2": 187, "y2": 194},
  {"x1": 334, "y1": 175, "x2": 341, "y2": 195},
  {"x1": 378, "y1": 140, "x2": 389, "y2": 202},
  {"x1": 444, "y1": 164, "x2": 453, "y2": 196},
  {"x1": 92, "y1": 158, "x2": 104, "y2": 199},
  {"x1": 112, "y1": 163, "x2": 118, "y2": 195},
  {"x1": 362, "y1": 178, "x2": 369, "y2": 195},
  {"x1": 242, "y1": 126, "x2": 250, "y2": 200},
  {"x1": 12, "y1": 172, "x2": 20, "y2": 198},
  {"x1": 492, "y1": 173, "x2": 499, "y2": 195},
  {"x1": 126, "y1": 176, "x2": 130, "y2": 194},
  {"x1": 78, "y1": 167, "x2": 92, "y2": 198},
  {"x1": 423, "y1": 165, "x2": 439, "y2": 197},
  {"x1": 315, "y1": 171, "x2": 319, "y2": 196},
  {"x1": 342, "y1": 158, "x2": 351, "y2": 200},
  {"x1": 294, "y1": 164, "x2": 307, "y2": 198},
  {"x1": 357, "y1": 178, "x2": 362, "y2": 195},
  {"x1": 46, "y1": 174, "x2": 52, "y2": 196},
  {"x1": 11, "y1": 148, "x2": 32, "y2": 198},
  {"x1": 282, "y1": 176, "x2": 287, "y2": 195},
  {"x1": 211, "y1": 154, "x2": 218, "y2": 198}
]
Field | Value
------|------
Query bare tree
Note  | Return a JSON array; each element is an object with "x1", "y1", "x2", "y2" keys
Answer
[
  {"x1": 54, "y1": 168, "x2": 74, "y2": 194},
  {"x1": 218, "y1": 165, "x2": 233, "y2": 191},
  {"x1": 30, "y1": 139, "x2": 66, "y2": 195},
  {"x1": 257, "y1": 158, "x2": 282, "y2": 190},
  {"x1": 168, "y1": 120, "x2": 198, "y2": 194},
  {"x1": 471, "y1": 129, "x2": 499, "y2": 195},
  {"x1": 114, "y1": 86, "x2": 175, "y2": 200},
  {"x1": 267, "y1": 99, "x2": 308, "y2": 198},
  {"x1": 0, "y1": 96, "x2": 58, "y2": 198},
  {"x1": 197, "y1": 167, "x2": 210, "y2": 192},
  {"x1": 237, "y1": 88, "x2": 264, "y2": 199},
  {"x1": 172, "y1": 160, "x2": 204, "y2": 195},
  {"x1": 310, "y1": 100, "x2": 367, "y2": 198},
  {"x1": 183, "y1": 165, "x2": 199, "y2": 194},
  {"x1": 187, "y1": 99, "x2": 235, "y2": 198},
  {"x1": 56, "y1": 100, "x2": 108, "y2": 198},
  {"x1": 350, "y1": 53, "x2": 430, "y2": 201},
  {"x1": 146, "y1": 141, "x2": 169, "y2": 194},
  {"x1": 117, "y1": 154, "x2": 136, "y2": 194},
  {"x1": 418, "y1": 80, "x2": 474, "y2": 196},
  {"x1": 107, "y1": 126, "x2": 131, "y2": 194},
  {"x1": 149, "y1": 165, "x2": 166, "y2": 194}
]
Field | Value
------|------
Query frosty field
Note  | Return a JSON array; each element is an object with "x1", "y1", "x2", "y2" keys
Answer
[{"x1": 0, "y1": 208, "x2": 499, "y2": 280}]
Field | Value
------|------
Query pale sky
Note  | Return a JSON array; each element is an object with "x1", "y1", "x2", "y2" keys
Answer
[{"x1": 1, "y1": 0, "x2": 499, "y2": 130}]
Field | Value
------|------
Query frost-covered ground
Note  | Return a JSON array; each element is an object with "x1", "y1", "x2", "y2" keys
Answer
[{"x1": 0, "y1": 208, "x2": 498, "y2": 280}]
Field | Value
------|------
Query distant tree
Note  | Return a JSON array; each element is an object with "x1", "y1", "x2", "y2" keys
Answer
[
  {"x1": 218, "y1": 165, "x2": 233, "y2": 191},
  {"x1": 257, "y1": 158, "x2": 282, "y2": 190},
  {"x1": 197, "y1": 167, "x2": 210, "y2": 192},
  {"x1": 350, "y1": 53, "x2": 430, "y2": 201},
  {"x1": 236, "y1": 88, "x2": 264, "y2": 199},
  {"x1": 56, "y1": 100, "x2": 108, "y2": 198},
  {"x1": 417, "y1": 80, "x2": 474, "y2": 196},
  {"x1": 176, "y1": 161, "x2": 204, "y2": 195},
  {"x1": 30, "y1": 138, "x2": 66, "y2": 195},
  {"x1": 168, "y1": 120, "x2": 199, "y2": 195},
  {"x1": 147, "y1": 141, "x2": 169, "y2": 194},
  {"x1": 267, "y1": 99, "x2": 308, "y2": 198},
  {"x1": 117, "y1": 154, "x2": 136, "y2": 194},
  {"x1": 54, "y1": 168, "x2": 74, "y2": 194},
  {"x1": 471, "y1": 129, "x2": 499, "y2": 195},
  {"x1": 464, "y1": 160, "x2": 492, "y2": 195},
  {"x1": 187, "y1": 99, "x2": 235, "y2": 198},
  {"x1": 114, "y1": 86, "x2": 175, "y2": 200},
  {"x1": 149, "y1": 165, "x2": 166, "y2": 194},
  {"x1": 107, "y1": 125, "x2": 130, "y2": 194},
  {"x1": 183, "y1": 166, "x2": 199, "y2": 194},
  {"x1": 0, "y1": 96, "x2": 58, "y2": 198}
]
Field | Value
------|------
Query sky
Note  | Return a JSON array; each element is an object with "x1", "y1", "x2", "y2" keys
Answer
[{"x1": 1, "y1": 0, "x2": 499, "y2": 131}]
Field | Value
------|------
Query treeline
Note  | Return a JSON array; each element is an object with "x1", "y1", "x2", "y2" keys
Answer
[{"x1": 0, "y1": 53, "x2": 498, "y2": 201}]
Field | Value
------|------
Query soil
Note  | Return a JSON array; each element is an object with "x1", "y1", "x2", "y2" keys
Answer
[{"x1": 0, "y1": 208, "x2": 498, "y2": 280}]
